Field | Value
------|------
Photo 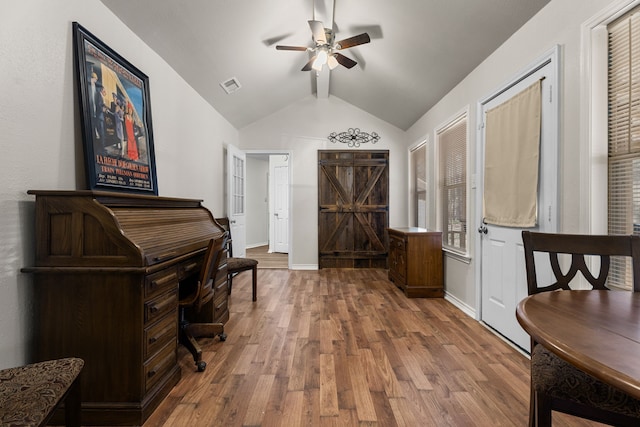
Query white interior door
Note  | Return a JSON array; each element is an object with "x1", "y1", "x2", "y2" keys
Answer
[
  {"x1": 478, "y1": 47, "x2": 558, "y2": 351},
  {"x1": 226, "y1": 143, "x2": 247, "y2": 257},
  {"x1": 271, "y1": 157, "x2": 289, "y2": 253}
]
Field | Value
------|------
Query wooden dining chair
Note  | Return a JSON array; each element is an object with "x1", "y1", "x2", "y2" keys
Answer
[
  {"x1": 215, "y1": 218, "x2": 258, "y2": 301},
  {"x1": 521, "y1": 231, "x2": 640, "y2": 426},
  {"x1": 179, "y1": 235, "x2": 227, "y2": 372}
]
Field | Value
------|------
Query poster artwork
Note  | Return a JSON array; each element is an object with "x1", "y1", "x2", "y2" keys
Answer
[{"x1": 74, "y1": 22, "x2": 157, "y2": 195}]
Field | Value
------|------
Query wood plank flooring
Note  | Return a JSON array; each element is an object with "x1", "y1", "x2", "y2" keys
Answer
[
  {"x1": 143, "y1": 269, "x2": 605, "y2": 427},
  {"x1": 246, "y1": 245, "x2": 288, "y2": 269}
]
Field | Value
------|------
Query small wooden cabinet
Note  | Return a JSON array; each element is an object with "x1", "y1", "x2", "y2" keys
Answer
[{"x1": 387, "y1": 227, "x2": 443, "y2": 298}]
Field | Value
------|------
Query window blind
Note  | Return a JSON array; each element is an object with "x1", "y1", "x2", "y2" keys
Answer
[
  {"x1": 608, "y1": 10, "x2": 640, "y2": 289},
  {"x1": 438, "y1": 116, "x2": 467, "y2": 252}
]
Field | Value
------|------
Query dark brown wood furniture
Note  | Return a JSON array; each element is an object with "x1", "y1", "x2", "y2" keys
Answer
[
  {"x1": 179, "y1": 236, "x2": 227, "y2": 372},
  {"x1": 216, "y1": 217, "x2": 258, "y2": 301},
  {"x1": 387, "y1": 227, "x2": 443, "y2": 298},
  {"x1": 318, "y1": 150, "x2": 389, "y2": 269},
  {"x1": 22, "y1": 190, "x2": 228, "y2": 426},
  {"x1": 0, "y1": 357, "x2": 84, "y2": 427},
  {"x1": 517, "y1": 231, "x2": 640, "y2": 426}
]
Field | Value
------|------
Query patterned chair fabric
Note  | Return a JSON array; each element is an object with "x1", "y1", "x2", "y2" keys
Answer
[
  {"x1": 0, "y1": 357, "x2": 84, "y2": 426},
  {"x1": 532, "y1": 345, "x2": 640, "y2": 418}
]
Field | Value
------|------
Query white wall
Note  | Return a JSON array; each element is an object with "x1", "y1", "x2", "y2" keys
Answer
[
  {"x1": 405, "y1": 0, "x2": 616, "y2": 309},
  {"x1": 246, "y1": 156, "x2": 269, "y2": 247},
  {"x1": 0, "y1": 0, "x2": 238, "y2": 368},
  {"x1": 239, "y1": 95, "x2": 407, "y2": 269}
]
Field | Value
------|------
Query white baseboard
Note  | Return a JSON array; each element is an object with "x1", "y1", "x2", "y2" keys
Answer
[
  {"x1": 444, "y1": 292, "x2": 476, "y2": 319},
  {"x1": 246, "y1": 242, "x2": 269, "y2": 249},
  {"x1": 290, "y1": 264, "x2": 319, "y2": 270},
  {"x1": 444, "y1": 291, "x2": 529, "y2": 357}
]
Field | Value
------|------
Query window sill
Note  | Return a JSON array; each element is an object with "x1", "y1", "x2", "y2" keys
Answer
[{"x1": 443, "y1": 248, "x2": 471, "y2": 264}]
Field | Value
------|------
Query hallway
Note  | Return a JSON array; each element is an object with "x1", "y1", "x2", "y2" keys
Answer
[{"x1": 246, "y1": 245, "x2": 288, "y2": 269}]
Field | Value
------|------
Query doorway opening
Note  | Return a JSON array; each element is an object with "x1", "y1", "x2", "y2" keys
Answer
[{"x1": 245, "y1": 151, "x2": 291, "y2": 269}]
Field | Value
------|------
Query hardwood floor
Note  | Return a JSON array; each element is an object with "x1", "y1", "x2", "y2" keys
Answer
[
  {"x1": 246, "y1": 245, "x2": 288, "y2": 269},
  {"x1": 143, "y1": 269, "x2": 605, "y2": 427}
]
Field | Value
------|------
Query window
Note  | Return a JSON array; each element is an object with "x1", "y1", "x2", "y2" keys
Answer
[
  {"x1": 232, "y1": 153, "x2": 245, "y2": 215},
  {"x1": 437, "y1": 114, "x2": 467, "y2": 253},
  {"x1": 410, "y1": 143, "x2": 427, "y2": 228},
  {"x1": 607, "y1": 8, "x2": 640, "y2": 289}
]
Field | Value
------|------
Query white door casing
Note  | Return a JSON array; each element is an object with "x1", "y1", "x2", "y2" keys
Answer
[{"x1": 476, "y1": 46, "x2": 559, "y2": 351}]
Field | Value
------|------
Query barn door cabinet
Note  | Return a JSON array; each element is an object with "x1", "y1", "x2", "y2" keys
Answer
[{"x1": 387, "y1": 227, "x2": 443, "y2": 298}]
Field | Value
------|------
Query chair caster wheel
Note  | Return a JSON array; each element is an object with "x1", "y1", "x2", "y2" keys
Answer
[
  {"x1": 219, "y1": 333, "x2": 227, "y2": 342},
  {"x1": 196, "y1": 361, "x2": 207, "y2": 372}
]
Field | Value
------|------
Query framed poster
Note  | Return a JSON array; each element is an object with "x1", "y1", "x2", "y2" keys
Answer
[{"x1": 73, "y1": 22, "x2": 158, "y2": 195}]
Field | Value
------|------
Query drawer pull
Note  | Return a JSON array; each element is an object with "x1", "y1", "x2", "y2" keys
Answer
[
  {"x1": 151, "y1": 274, "x2": 177, "y2": 287},
  {"x1": 148, "y1": 369, "x2": 157, "y2": 378},
  {"x1": 148, "y1": 336, "x2": 158, "y2": 344},
  {"x1": 149, "y1": 305, "x2": 158, "y2": 313},
  {"x1": 182, "y1": 262, "x2": 198, "y2": 273}
]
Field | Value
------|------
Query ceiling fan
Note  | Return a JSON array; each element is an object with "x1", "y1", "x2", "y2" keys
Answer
[{"x1": 276, "y1": 20, "x2": 370, "y2": 72}]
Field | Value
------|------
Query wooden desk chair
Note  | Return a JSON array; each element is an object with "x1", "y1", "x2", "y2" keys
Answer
[
  {"x1": 179, "y1": 235, "x2": 227, "y2": 372},
  {"x1": 522, "y1": 231, "x2": 640, "y2": 426},
  {"x1": 0, "y1": 357, "x2": 84, "y2": 426},
  {"x1": 215, "y1": 218, "x2": 258, "y2": 301}
]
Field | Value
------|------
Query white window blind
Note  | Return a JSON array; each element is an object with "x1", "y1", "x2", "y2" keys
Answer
[
  {"x1": 438, "y1": 115, "x2": 467, "y2": 253},
  {"x1": 411, "y1": 144, "x2": 427, "y2": 228},
  {"x1": 608, "y1": 10, "x2": 640, "y2": 289}
]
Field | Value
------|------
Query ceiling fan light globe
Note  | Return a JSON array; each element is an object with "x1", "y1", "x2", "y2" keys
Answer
[
  {"x1": 327, "y1": 55, "x2": 339, "y2": 70},
  {"x1": 312, "y1": 50, "x2": 328, "y2": 71}
]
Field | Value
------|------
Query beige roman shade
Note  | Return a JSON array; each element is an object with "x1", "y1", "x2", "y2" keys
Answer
[{"x1": 483, "y1": 79, "x2": 542, "y2": 227}]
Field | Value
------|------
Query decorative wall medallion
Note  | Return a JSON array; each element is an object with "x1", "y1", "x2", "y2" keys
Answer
[{"x1": 328, "y1": 128, "x2": 380, "y2": 148}]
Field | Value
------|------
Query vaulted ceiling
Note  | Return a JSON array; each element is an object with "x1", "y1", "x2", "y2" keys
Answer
[{"x1": 99, "y1": 0, "x2": 550, "y2": 131}]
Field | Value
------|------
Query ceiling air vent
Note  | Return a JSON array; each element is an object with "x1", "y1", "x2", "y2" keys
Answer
[{"x1": 220, "y1": 77, "x2": 241, "y2": 94}]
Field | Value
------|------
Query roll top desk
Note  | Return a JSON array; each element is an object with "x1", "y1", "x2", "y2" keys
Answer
[{"x1": 22, "y1": 190, "x2": 228, "y2": 425}]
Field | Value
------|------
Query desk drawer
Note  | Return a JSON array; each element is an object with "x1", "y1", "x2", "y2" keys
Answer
[
  {"x1": 213, "y1": 292, "x2": 229, "y2": 323},
  {"x1": 213, "y1": 270, "x2": 228, "y2": 295},
  {"x1": 177, "y1": 258, "x2": 202, "y2": 281},
  {"x1": 144, "y1": 311, "x2": 177, "y2": 360},
  {"x1": 144, "y1": 341, "x2": 176, "y2": 393},
  {"x1": 145, "y1": 268, "x2": 178, "y2": 299},
  {"x1": 145, "y1": 289, "x2": 178, "y2": 325}
]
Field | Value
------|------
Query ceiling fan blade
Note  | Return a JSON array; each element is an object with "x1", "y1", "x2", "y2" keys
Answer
[
  {"x1": 348, "y1": 25, "x2": 383, "y2": 40},
  {"x1": 308, "y1": 20, "x2": 327, "y2": 44},
  {"x1": 301, "y1": 55, "x2": 317, "y2": 71},
  {"x1": 263, "y1": 33, "x2": 294, "y2": 46},
  {"x1": 276, "y1": 45, "x2": 309, "y2": 51},
  {"x1": 335, "y1": 33, "x2": 370, "y2": 50},
  {"x1": 334, "y1": 53, "x2": 357, "y2": 69}
]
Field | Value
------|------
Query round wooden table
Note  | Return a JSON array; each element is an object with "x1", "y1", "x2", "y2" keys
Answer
[{"x1": 516, "y1": 290, "x2": 640, "y2": 399}]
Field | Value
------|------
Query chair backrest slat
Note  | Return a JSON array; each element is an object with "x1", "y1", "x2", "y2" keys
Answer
[
  {"x1": 195, "y1": 234, "x2": 227, "y2": 312},
  {"x1": 522, "y1": 231, "x2": 640, "y2": 294}
]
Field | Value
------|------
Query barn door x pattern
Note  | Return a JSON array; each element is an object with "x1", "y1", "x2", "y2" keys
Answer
[{"x1": 318, "y1": 150, "x2": 389, "y2": 269}]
